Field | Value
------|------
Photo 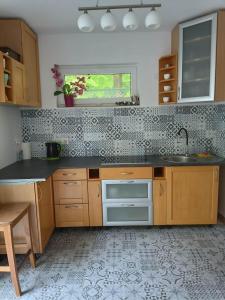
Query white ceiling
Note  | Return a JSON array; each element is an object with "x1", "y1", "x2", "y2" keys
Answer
[{"x1": 0, "y1": 0, "x2": 224, "y2": 34}]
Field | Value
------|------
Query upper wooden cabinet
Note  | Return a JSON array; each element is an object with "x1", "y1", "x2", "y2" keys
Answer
[
  {"x1": 166, "y1": 166, "x2": 219, "y2": 225},
  {"x1": 171, "y1": 10, "x2": 225, "y2": 103},
  {"x1": 0, "y1": 19, "x2": 41, "y2": 107}
]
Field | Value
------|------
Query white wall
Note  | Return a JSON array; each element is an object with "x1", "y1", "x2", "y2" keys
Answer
[
  {"x1": 38, "y1": 31, "x2": 170, "y2": 108},
  {"x1": 0, "y1": 106, "x2": 22, "y2": 169}
]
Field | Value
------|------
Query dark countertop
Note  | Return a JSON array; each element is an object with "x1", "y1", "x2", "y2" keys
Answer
[{"x1": 0, "y1": 155, "x2": 224, "y2": 183}]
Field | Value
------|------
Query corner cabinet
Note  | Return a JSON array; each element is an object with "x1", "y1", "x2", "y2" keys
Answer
[
  {"x1": 172, "y1": 10, "x2": 225, "y2": 103},
  {"x1": 0, "y1": 19, "x2": 41, "y2": 107},
  {"x1": 166, "y1": 166, "x2": 219, "y2": 225}
]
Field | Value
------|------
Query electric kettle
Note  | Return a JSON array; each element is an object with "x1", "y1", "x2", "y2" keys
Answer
[{"x1": 45, "y1": 142, "x2": 61, "y2": 159}]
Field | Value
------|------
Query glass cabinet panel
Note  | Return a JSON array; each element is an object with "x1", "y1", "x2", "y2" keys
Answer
[
  {"x1": 107, "y1": 207, "x2": 149, "y2": 222},
  {"x1": 178, "y1": 13, "x2": 217, "y2": 102},
  {"x1": 106, "y1": 183, "x2": 149, "y2": 199}
]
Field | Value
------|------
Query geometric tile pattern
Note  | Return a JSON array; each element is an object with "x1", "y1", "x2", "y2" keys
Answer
[
  {"x1": 1, "y1": 226, "x2": 225, "y2": 300},
  {"x1": 21, "y1": 103, "x2": 225, "y2": 158}
]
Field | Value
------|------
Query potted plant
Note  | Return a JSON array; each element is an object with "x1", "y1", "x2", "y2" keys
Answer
[{"x1": 51, "y1": 65, "x2": 87, "y2": 107}]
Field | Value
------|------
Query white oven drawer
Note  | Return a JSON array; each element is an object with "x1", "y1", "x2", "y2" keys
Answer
[
  {"x1": 102, "y1": 179, "x2": 152, "y2": 203},
  {"x1": 103, "y1": 201, "x2": 153, "y2": 226}
]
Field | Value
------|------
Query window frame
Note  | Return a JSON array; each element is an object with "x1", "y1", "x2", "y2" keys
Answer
[{"x1": 57, "y1": 64, "x2": 137, "y2": 107}]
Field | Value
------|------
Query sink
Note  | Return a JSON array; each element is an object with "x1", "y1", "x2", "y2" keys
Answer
[{"x1": 161, "y1": 155, "x2": 197, "y2": 163}]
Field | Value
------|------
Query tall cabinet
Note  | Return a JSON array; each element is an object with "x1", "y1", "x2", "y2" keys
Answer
[
  {"x1": 171, "y1": 10, "x2": 225, "y2": 103},
  {"x1": 0, "y1": 19, "x2": 41, "y2": 107}
]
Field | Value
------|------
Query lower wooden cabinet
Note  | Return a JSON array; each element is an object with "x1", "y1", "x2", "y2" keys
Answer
[
  {"x1": 166, "y1": 166, "x2": 219, "y2": 225},
  {"x1": 88, "y1": 181, "x2": 102, "y2": 226},
  {"x1": 153, "y1": 180, "x2": 167, "y2": 225},
  {"x1": 0, "y1": 176, "x2": 55, "y2": 253},
  {"x1": 55, "y1": 204, "x2": 89, "y2": 227}
]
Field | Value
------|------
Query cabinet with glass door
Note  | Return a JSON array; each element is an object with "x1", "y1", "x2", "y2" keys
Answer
[{"x1": 171, "y1": 10, "x2": 225, "y2": 103}]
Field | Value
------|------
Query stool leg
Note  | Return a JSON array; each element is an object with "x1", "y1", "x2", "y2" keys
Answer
[
  {"x1": 4, "y1": 225, "x2": 21, "y2": 297},
  {"x1": 25, "y1": 209, "x2": 35, "y2": 268}
]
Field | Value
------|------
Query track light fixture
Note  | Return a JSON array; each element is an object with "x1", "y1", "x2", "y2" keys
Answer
[{"x1": 77, "y1": 3, "x2": 162, "y2": 32}]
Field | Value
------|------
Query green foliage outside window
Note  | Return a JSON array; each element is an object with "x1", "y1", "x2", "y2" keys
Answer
[{"x1": 64, "y1": 73, "x2": 131, "y2": 99}]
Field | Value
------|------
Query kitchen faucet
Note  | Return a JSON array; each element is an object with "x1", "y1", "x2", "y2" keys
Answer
[{"x1": 178, "y1": 127, "x2": 189, "y2": 156}]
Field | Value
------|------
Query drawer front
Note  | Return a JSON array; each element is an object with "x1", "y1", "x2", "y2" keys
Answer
[
  {"x1": 100, "y1": 167, "x2": 152, "y2": 179},
  {"x1": 53, "y1": 181, "x2": 88, "y2": 204},
  {"x1": 53, "y1": 168, "x2": 87, "y2": 181},
  {"x1": 55, "y1": 204, "x2": 89, "y2": 227}
]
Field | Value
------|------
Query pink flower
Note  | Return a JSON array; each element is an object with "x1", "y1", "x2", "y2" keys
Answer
[{"x1": 56, "y1": 79, "x2": 63, "y2": 87}]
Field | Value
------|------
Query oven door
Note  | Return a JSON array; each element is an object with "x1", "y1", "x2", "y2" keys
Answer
[
  {"x1": 102, "y1": 179, "x2": 152, "y2": 203},
  {"x1": 103, "y1": 201, "x2": 153, "y2": 226}
]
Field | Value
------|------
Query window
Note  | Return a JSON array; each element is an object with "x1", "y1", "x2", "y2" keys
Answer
[{"x1": 58, "y1": 64, "x2": 137, "y2": 107}]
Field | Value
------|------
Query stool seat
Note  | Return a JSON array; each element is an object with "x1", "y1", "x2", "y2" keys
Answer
[
  {"x1": 0, "y1": 202, "x2": 35, "y2": 297},
  {"x1": 0, "y1": 203, "x2": 30, "y2": 226}
]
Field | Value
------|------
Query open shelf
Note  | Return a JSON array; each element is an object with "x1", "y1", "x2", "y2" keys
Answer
[
  {"x1": 159, "y1": 66, "x2": 176, "y2": 72},
  {"x1": 159, "y1": 79, "x2": 176, "y2": 83},
  {"x1": 159, "y1": 54, "x2": 177, "y2": 105}
]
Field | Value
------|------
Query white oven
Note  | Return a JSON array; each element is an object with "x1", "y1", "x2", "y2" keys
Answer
[{"x1": 102, "y1": 179, "x2": 153, "y2": 226}]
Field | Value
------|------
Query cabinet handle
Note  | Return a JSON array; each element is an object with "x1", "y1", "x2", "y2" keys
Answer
[
  {"x1": 62, "y1": 173, "x2": 76, "y2": 176},
  {"x1": 160, "y1": 182, "x2": 164, "y2": 196},
  {"x1": 98, "y1": 183, "x2": 101, "y2": 197},
  {"x1": 64, "y1": 204, "x2": 80, "y2": 208},
  {"x1": 120, "y1": 172, "x2": 133, "y2": 175},
  {"x1": 63, "y1": 182, "x2": 78, "y2": 185},
  {"x1": 177, "y1": 86, "x2": 180, "y2": 100}
]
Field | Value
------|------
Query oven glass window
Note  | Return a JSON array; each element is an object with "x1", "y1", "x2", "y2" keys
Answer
[
  {"x1": 106, "y1": 183, "x2": 148, "y2": 199},
  {"x1": 107, "y1": 207, "x2": 149, "y2": 222}
]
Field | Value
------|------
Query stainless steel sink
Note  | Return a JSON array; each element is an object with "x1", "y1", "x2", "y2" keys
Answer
[{"x1": 161, "y1": 155, "x2": 197, "y2": 163}]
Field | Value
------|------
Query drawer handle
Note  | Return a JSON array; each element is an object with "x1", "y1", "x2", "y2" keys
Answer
[
  {"x1": 63, "y1": 182, "x2": 78, "y2": 185},
  {"x1": 62, "y1": 173, "x2": 77, "y2": 176},
  {"x1": 64, "y1": 205, "x2": 80, "y2": 208},
  {"x1": 120, "y1": 172, "x2": 134, "y2": 175}
]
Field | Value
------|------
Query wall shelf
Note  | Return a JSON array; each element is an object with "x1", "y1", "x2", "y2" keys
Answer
[{"x1": 159, "y1": 54, "x2": 177, "y2": 105}]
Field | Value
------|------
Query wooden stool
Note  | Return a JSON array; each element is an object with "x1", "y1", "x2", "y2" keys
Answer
[{"x1": 0, "y1": 203, "x2": 36, "y2": 297}]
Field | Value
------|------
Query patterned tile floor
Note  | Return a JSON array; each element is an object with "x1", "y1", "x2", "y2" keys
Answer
[{"x1": 1, "y1": 226, "x2": 225, "y2": 300}]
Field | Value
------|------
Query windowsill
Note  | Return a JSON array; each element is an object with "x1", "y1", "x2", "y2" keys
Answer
[{"x1": 57, "y1": 103, "x2": 140, "y2": 108}]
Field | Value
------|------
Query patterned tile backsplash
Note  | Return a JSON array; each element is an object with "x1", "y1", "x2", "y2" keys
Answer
[{"x1": 21, "y1": 103, "x2": 225, "y2": 158}]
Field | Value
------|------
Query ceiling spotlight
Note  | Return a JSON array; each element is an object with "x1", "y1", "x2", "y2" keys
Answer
[
  {"x1": 123, "y1": 8, "x2": 138, "y2": 31},
  {"x1": 145, "y1": 8, "x2": 160, "y2": 29},
  {"x1": 101, "y1": 9, "x2": 117, "y2": 31},
  {"x1": 77, "y1": 10, "x2": 95, "y2": 32}
]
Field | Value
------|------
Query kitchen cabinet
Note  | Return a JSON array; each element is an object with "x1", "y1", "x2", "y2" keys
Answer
[
  {"x1": 0, "y1": 177, "x2": 55, "y2": 253},
  {"x1": 0, "y1": 19, "x2": 41, "y2": 107},
  {"x1": 88, "y1": 181, "x2": 103, "y2": 227},
  {"x1": 100, "y1": 167, "x2": 152, "y2": 180},
  {"x1": 166, "y1": 166, "x2": 219, "y2": 225},
  {"x1": 171, "y1": 10, "x2": 225, "y2": 102},
  {"x1": 153, "y1": 180, "x2": 167, "y2": 225},
  {"x1": 0, "y1": 52, "x2": 26, "y2": 104},
  {"x1": 53, "y1": 168, "x2": 89, "y2": 227}
]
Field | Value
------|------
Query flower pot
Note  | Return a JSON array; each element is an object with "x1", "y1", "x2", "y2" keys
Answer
[{"x1": 64, "y1": 95, "x2": 74, "y2": 107}]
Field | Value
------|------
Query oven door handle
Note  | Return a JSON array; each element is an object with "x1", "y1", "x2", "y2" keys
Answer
[
  {"x1": 120, "y1": 204, "x2": 136, "y2": 207},
  {"x1": 119, "y1": 180, "x2": 135, "y2": 184}
]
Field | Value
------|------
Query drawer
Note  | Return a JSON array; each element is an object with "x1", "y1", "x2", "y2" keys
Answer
[
  {"x1": 53, "y1": 168, "x2": 87, "y2": 181},
  {"x1": 53, "y1": 181, "x2": 88, "y2": 204},
  {"x1": 55, "y1": 204, "x2": 89, "y2": 227},
  {"x1": 100, "y1": 167, "x2": 152, "y2": 179}
]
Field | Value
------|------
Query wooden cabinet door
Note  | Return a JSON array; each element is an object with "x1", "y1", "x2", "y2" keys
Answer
[
  {"x1": 35, "y1": 177, "x2": 55, "y2": 253},
  {"x1": 21, "y1": 22, "x2": 41, "y2": 107},
  {"x1": 55, "y1": 204, "x2": 89, "y2": 227},
  {"x1": 153, "y1": 180, "x2": 167, "y2": 225},
  {"x1": 88, "y1": 181, "x2": 102, "y2": 227},
  {"x1": 11, "y1": 59, "x2": 26, "y2": 105},
  {"x1": 167, "y1": 166, "x2": 219, "y2": 225}
]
